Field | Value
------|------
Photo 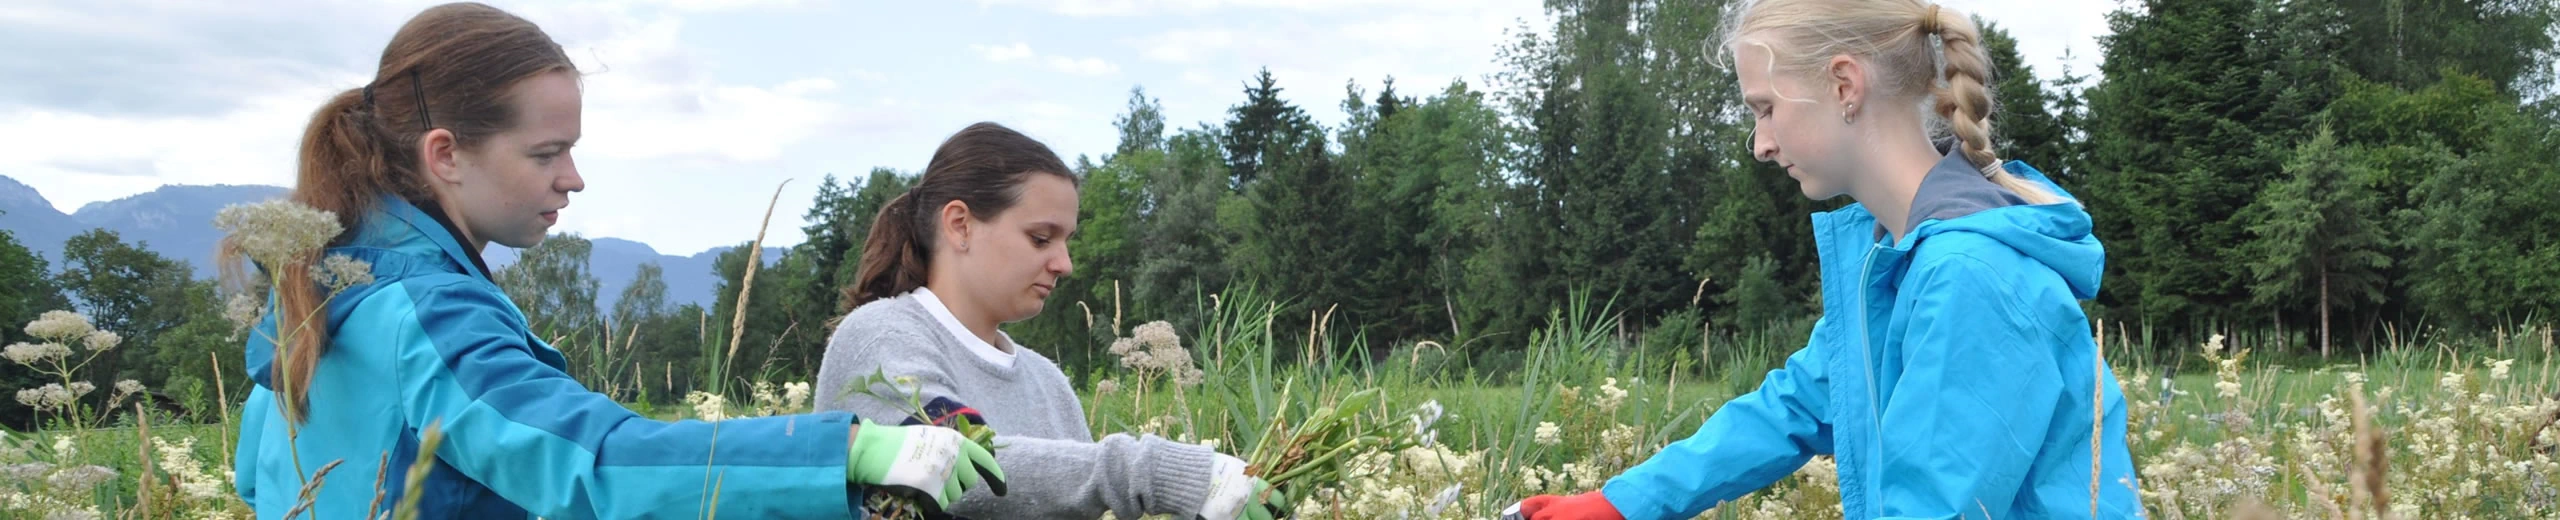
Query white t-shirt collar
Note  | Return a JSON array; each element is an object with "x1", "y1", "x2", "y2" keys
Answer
[{"x1": 912, "y1": 287, "x2": 1017, "y2": 368}]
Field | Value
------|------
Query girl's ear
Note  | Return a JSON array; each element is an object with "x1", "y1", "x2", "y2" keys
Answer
[
  {"x1": 938, "y1": 199, "x2": 974, "y2": 254},
  {"x1": 1826, "y1": 54, "x2": 1866, "y2": 112},
  {"x1": 420, "y1": 128, "x2": 462, "y2": 185}
]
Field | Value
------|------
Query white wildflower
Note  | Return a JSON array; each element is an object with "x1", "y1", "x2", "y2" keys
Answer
[
  {"x1": 15, "y1": 384, "x2": 71, "y2": 411},
  {"x1": 214, "y1": 200, "x2": 342, "y2": 267},
  {"x1": 224, "y1": 292, "x2": 266, "y2": 330},
  {"x1": 781, "y1": 382, "x2": 812, "y2": 412},
  {"x1": 315, "y1": 254, "x2": 375, "y2": 291},
  {"x1": 155, "y1": 437, "x2": 231, "y2": 500},
  {"x1": 1, "y1": 462, "x2": 52, "y2": 482},
  {"x1": 1345, "y1": 451, "x2": 1396, "y2": 480},
  {"x1": 1411, "y1": 400, "x2": 1444, "y2": 435},
  {"x1": 24, "y1": 311, "x2": 96, "y2": 342},
  {"x1": 1117, "y1": 349, "x2": 1154, "y2": 370},
  {"x1": 1131, "y1": 321, "x2": 1180, "y2": 350},
  {"x1": 2440, "y1": 371, "x2": 2467, "y2": 394},
  {"x1": 1095, "y1": 379, "x2": 1120, "y2": 394},
  {"x1": 1534, "y1": 422, "x2": 1562, "y2": 446},
  {"x1": 751, "y1": 382, "x2": 782, "y2": 414},
  {"x1": 2215, "y1": 380, "x2": 2243, "y2": 400},
  {"x1": 1595, "y1": 377, "x2": 1627, "y2": 411},
  {"x1": 1427, "y1": 484, "x2": 1463, "y2": 517},
  {"x1": 81, "y1": 331, "x2": 118, "y2": 351},
  {"x1": 1599, "y1": 424, "x2": 1641, "y2": 461},
  {"x1": 114, "y1": 380, "x2": 144, "y2": 397},
  {"x1": 2493, "y1": 359, "x2": 2515, "y2": 381},
  {"x1": 45, "y1": 508, "x2": 102, "y2": 520},
  {"x1": 65, "y1": 381, "x2": 93, "y2": 397},
  {"x1": 683, "y1": 391, "x2": 728, "y2": 422},
  {"x1": 51, "y1": 436, "x2": 74, "y2": 459},
  {"x1": 1566, "y1": 462, "x2": 1608, "y2": 490},
  {"x1": 3, "y1": 342, "x2": 70, "y2": 366},
  {"x1": 47, "y1": 465, "x2": 115, "y2": 492}
]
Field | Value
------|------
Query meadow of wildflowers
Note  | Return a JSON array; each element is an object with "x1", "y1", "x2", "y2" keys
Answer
[{"x1": 7, "y1": 199, "x2": 2559, "y2": 519}]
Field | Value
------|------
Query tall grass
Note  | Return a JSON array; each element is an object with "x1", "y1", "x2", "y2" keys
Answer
[{"x1": 15, "y1": 281, "x2": 2560, "y2": 518}]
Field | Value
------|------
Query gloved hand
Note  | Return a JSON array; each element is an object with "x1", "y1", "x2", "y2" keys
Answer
[
  {"x1": 1197, "y1": 454, "x2": 1289, "y2": 520},
  {"x1": 1507, "y1": 491, "x2": 1624, "y2": 520},
  {"x1": 846, "y1": 419, "x2": 1008, "y2": 514}
]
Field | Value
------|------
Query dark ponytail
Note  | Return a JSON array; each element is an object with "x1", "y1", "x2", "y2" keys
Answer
[{"x1": 844, "y1": 122, "x2": 1077, "y2": 311}]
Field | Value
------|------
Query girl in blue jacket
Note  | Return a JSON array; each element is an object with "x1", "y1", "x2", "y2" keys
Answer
[
  {"x1": 1512, "y1": 1, "x2": 2143, "y2": 519},
  {"x1": 227, "y1": 4, "x2": 999, "y2": 519}
]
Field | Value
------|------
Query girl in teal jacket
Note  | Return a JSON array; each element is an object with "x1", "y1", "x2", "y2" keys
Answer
[
  {"x1": 228, "y1": 4, "x2": 998, "y2": 519},
  {"x1": 1512, "y1": 1, "x2": 2143, "y2": 519}
]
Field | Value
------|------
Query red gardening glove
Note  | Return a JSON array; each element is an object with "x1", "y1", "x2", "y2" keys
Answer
[{"x1": 1509, "y1": 491, "x2": 1625, "y2": 520}]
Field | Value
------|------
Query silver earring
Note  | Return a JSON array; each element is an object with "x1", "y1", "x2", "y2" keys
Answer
[{"x1": 1843, "y1": 103, "x2": 1857, "y2": 124}]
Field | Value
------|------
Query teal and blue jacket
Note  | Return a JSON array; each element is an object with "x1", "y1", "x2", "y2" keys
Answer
[
  {"x1": 1600, "y1": 153, "x2": 2145, "y2": 519},
  {"x1": 234, "y1": 194, "x2": 864, "y2": 519}
]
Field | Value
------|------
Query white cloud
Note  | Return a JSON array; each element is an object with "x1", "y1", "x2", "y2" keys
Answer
[
  {"x1": 1137, "y1": 29, "x2": 1235, "y2": 63},
  {"x1": 524, "y1": 7, "x2": 849, "y2": 164},
  {"x1": 971, "y1": 42, "x2": 1036, "y2": 62},
  {"x1": 0, "y1": 1, "x2": 849, "y2": 218},
  {"x1": 1940, "y1": 0, "x2": 2115, "y2": 83},
  {"x1": 1047, "y1": 56, "x2": 1120, "y2": 76},
  {"x1": 970, "y1": 42, "x2": 1117, "y2": 75},
  {"x1": 977, "y1": 0, "x2": 1486, "y2": 17}
]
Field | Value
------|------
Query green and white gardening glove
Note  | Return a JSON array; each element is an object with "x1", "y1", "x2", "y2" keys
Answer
[
  {"x1": 847, "y1": 419, "x2": 1008, "y2": 513},
  {"x1": 1198, "y1": 454, "x2": 1290, "y2": 520}
]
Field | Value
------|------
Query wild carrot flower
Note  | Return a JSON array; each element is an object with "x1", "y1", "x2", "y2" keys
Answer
[
  {"x1": 23, "y1": 311, "x2": 95, "y2": 343},
  {"x1": 314, "y1": 254, "x2": 375, "y2": 291},
  {"x1": 214, "y1": 200, "x2": 341, "y2": 267},
  {"x1": 223, "y1": 292, "x2": 265, "y2": 331},
  {"x1": 3, "y1": 343, "x2": 70, "y2": 366},
  {"x1": 79, "y1": 332, "x2": 117, "y2": 352},
  {"x1": 45, "y1": 465, "x2": 114, "y2": 492}
]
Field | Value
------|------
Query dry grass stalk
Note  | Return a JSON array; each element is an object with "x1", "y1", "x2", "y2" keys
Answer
[
  {"x1": 721, "y1": 179, "x2": 790, "y2": 396},
  {"x1": 391, "y1": 422, "x2": 445, "y2": 520},
  {"x1": 283, "y1": 458, "x2": 347, "y2": 520},
  {"x1": 2349, "y1": 390, "x2": 2391, "y2": 520}
]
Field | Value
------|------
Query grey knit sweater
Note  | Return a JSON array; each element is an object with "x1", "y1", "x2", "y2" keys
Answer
[{"x1": 815, "y1": 293, "x2": 1219, "y2": 520}]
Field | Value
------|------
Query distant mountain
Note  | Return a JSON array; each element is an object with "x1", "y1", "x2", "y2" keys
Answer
[
  {"x1": 71, "y1": 183, "x2": 291, "y2": 278},
  {"x1": 0, "y1": 175, "x2": 85, "y2": 267},
  {"x1": 486, "y1": 239, "x2": 785, "y2": 311},
  {"x1": 0, "y1": 175, "x2": 781, "y2": 312}
]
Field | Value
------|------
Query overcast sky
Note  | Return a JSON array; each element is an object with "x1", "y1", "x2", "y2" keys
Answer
[{"x1": 0, "y1": 0, "x2": 2122, "y2": 256}]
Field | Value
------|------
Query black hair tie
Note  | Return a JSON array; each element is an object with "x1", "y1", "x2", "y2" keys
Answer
[{"x1": 410, "y1": 69, "x2": 433, "y2": 131}]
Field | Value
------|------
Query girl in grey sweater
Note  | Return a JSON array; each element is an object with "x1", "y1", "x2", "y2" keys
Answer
[{"x1": 815, "y1": 122, "x2": 1288, "y2": 520}]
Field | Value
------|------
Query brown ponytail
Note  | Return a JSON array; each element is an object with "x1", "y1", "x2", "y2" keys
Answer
[
  {"x1": 223, "y1": 2, "x2": 574, "y2": 423},
  {"x1": 844, "y1": 122, "x2": 1079, "y2": 311}
]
